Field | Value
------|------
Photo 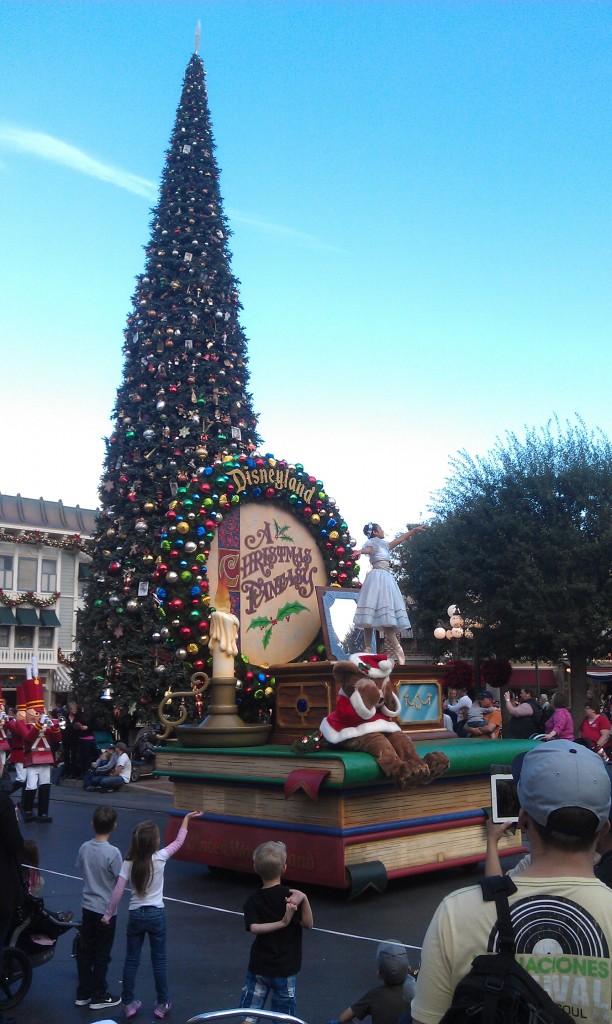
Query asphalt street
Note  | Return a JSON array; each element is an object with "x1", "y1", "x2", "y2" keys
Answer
[{"x1": 8, "y1": 781, "x2": 504, "y2": 1024}]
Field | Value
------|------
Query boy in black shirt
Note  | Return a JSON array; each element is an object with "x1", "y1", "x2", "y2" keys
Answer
[{"x1": 240, "y1": 840, "x2": 313, "y2": 1018}]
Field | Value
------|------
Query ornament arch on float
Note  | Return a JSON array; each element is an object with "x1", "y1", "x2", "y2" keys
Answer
[{"x1": 155, "y1": 453, "x2": 359, "y2": 670}]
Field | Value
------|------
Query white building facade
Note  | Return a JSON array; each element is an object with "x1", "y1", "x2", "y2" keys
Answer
[{"x1": 0, "y1": 493, "x2": 98, "y2": 709}]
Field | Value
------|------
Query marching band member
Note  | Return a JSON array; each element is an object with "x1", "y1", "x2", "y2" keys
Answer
[
  {"x1": 0, "y1": 685, "x2": 11, "y2": 773},
  {"x1": 11, "y1": 670, "x2": 60, "y2": 823},
  {"x1": 8, "y1": 683, "x2": 27, "y2": 791}
]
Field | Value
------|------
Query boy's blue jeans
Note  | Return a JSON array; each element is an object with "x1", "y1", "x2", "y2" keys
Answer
[
  {"x1": 122, "y1": 906, "x2": 168, "y2": 1005},
  {"x1": 240, "y1": 971, "x2": 297, "y2": 1016}
]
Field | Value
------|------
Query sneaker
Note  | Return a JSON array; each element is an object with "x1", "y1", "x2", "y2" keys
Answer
[
  {"x1": 90, "y1": 993, "x2": 121, "y2": 1010},
  {"x1": 153, "y1": 1001, "x2": 171, "y2": 1019},
  {"x1": 75, "y1": 996, "x2": 91, "y2": 1006},
  {"x1": 124, "y1": 1000, "x2": 142, "y2": 1019}
]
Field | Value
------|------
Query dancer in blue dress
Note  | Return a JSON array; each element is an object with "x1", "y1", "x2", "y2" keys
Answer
[{"x1": 352, "y1": 523, "x2": 427, "y2": 664}]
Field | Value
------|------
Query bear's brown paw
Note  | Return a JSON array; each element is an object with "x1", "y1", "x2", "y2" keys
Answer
[
  {"x1": 396, "y1": 760, "x2": 431, "y2": 791},
  {"x1": 420, "y1": 751, "x2": 450, "y2": 784}
]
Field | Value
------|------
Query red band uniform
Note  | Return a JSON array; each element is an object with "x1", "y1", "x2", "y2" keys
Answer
[
  {"x1": 10, "y1": 678, "x2": 60, "y2": 822},
  {"x1": 7, "y1": 685, "x2": 27, "y2": 788},
  {"x1": 0, "y1": 685, "x2": 11, "y2": 772}
]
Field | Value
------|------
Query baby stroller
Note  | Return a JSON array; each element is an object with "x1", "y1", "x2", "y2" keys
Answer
[
  {"x1": 130, "y1": 726, "x2": 157, "y2": 781},
  {"x1": 0, "y1": 881, "x2": 75, "y2": 1010}
]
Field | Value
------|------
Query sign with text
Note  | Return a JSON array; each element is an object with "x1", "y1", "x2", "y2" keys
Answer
[{"x1": 207, "y1": 503, "x2": 327, "y2": 666}]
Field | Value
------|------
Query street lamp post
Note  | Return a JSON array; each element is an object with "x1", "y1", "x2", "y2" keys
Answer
[{"x1": 434, "y1": 603, "x2": 481, "y2": 689}]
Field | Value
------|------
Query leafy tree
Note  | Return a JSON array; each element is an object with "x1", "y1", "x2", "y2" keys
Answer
[
  {"x1": 342, "y1": 623, "x2": 367, "y2": 656},
  {"x1": 398, "y1": 419, "x2": 612, "y2": 722}
]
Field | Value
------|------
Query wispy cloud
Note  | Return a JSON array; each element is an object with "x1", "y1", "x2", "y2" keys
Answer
[
  {"x1": 0, "y1": 124, "x2": 344, "y2": 252},
  {"x1": 228, "y1": 208, "x2": 346, "y2": 254},
  {"x1": 0, "y1": 124, "x2": 157, "y2": 199}
]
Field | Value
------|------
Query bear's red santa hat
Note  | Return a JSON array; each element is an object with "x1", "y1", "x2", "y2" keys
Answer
[{"x1": 349, "y1": 652, "x2": 393, "y2": 681}]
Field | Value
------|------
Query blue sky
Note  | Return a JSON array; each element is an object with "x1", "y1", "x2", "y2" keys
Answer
[{"x1": 1, "y1": 1, "x2": 610, "y2": 544}]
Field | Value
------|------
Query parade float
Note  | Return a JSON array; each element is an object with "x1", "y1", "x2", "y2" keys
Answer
[{"x1": 153, "y1": 453, "x2": 531, "y2": 895}]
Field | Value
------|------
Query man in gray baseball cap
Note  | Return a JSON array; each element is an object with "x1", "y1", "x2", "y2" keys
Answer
[
  {"x1": 515, "y1": 739, "x2": 611, "y2": 836},
  {"x1": 94, "y1": 740, "x2": 132, "y2": 792},
  {"x1": 413, "y1": 741, "x2": 612, "y2": 1024}
]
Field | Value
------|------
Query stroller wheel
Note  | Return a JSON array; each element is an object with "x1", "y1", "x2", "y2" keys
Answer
[{"x1": 0, "y1": 946, "x2": 33, "y2": 1010}]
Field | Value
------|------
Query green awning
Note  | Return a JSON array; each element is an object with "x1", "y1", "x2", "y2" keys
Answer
[
  {"x1": 40, "y1": 608, "x2": 61, "y2": 628},
  {"x1": 0, "y1": 607, "x2": 16, "y2": 625},
  {"x1": 15, "y1": 607, "x2": 40, "y2": 627}
]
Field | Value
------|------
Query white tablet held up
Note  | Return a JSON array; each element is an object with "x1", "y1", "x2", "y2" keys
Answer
[{"x1": 490, "y1": 773, "x2": 520, "y2": 824}]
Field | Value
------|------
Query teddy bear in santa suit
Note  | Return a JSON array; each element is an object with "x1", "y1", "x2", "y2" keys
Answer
[{"x1": 320, "y1": 653, "x2": 449, "y2": 790}]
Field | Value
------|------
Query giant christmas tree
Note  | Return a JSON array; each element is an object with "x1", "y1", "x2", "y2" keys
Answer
[{"x1": 75, "y1": 52, "x2": 261, "y2": 720}]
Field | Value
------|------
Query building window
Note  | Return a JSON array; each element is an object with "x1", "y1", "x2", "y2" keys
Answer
[
  {"x1": 17, "y1": 557, "x2": 37, "y2": 592},
  {"x1": 78, "y1": 562, "x2": 92, "y2": 598},
  {"x1": 0, "y1": 555, "x2": 13, "y2": 590},
  {"x1": 15, "y1": 627, "x2": 34, "y2": 649},
  {"x1": 38, "y1": 627, "x2": 54, "y2": 649},
  {"x1": 0, "y1": 625, "x2": 9, "y2": 648},
  {"x1": 41, "y1": 559, "x2": 57, "y2": 593}
]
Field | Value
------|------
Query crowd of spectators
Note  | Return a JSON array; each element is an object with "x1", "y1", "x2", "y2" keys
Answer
[{"x1": 444, "y1": 684, "x2": 612, "y2": 756}]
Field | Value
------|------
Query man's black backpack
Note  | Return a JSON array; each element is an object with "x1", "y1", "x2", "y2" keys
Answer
[
  {"x1": 440, "y1": 875, "x2": 572, "y2": 1024},
  {"x1": 527, "y1": 698, "x2": 545, "y2": 734}
]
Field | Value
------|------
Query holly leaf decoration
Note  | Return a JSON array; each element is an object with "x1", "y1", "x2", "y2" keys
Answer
[
  {"x1": 247, "y1": 616, "x2": 272, "y2": 632},
  {"x1": 262, "y1": 626, "x2": 274, "y2": 649},
  {"x1": 277, "y1": 601, "x2": 308, "y2": 621},
  {"x1": 247, "y1": 603, "x2": 307, "y2": 648},
  {"x1": 273, "y1": 518, "x2": 294, "y2": 543}
]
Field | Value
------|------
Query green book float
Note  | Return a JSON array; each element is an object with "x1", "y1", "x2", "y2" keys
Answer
[{"x1": 155, "y1": 658, "x2": 534, "y2": 896}]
